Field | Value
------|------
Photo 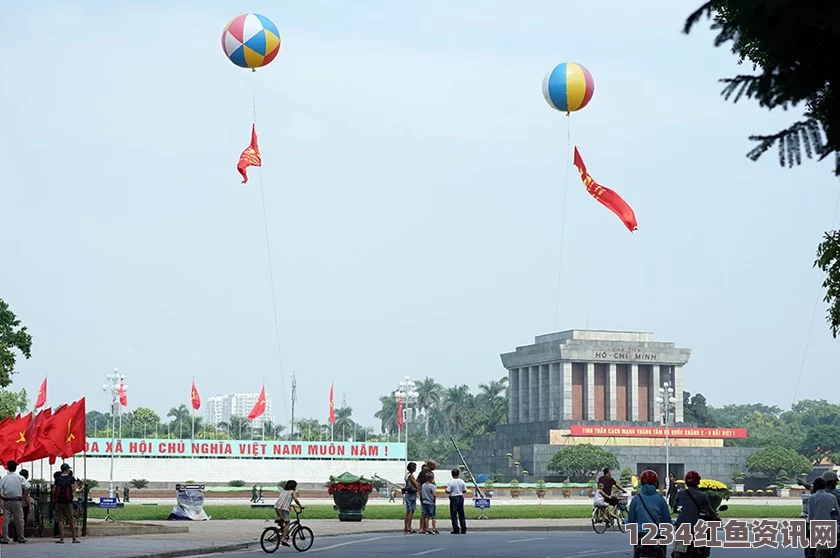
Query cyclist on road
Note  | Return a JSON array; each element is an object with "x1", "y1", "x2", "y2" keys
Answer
[
  {"x1": 592, "y1": 482, "x2": 612, "y2": 524},
  {"x1": 274, "y1": 480, "x2": 304, "y2": 547},
  {"x1": 597, "y1": 468, "x2": 626, "y2": 521},
  {"x1": 627, "y1": 470, "x2": 671, "y2": 558}
]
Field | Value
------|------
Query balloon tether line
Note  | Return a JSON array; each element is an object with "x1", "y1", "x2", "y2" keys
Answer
[
  {"x1": 250, "y1": 84, "x2": 289, "y2": 423},
  {"x1": 553, "y1": 115, "x2": 572, "y2": 331},
  {"x1": 791, "y1": 180, "x2": 840, "y2": 404}
]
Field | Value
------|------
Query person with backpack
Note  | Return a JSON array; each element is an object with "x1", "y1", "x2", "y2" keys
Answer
[
  {"x1": 627, "y1": 470, "x2": 671, "y2": 558},
  {"x1": 53, "y1": 464, "x2": 80, "y2": 544},
  {"x1": 402, "y1": 462, "x2": 420, "y2": 534}
]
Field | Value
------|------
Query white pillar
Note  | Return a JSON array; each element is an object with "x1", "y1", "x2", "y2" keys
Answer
[
  {"x1": 650, "y1": 365, "x2": 660, "y2": 422},
  {"x1": 585, "y1": 362, "x2": 595, "y2": 420},
  {"x1": 509, "y1": 368, "x2": 519, "y2": 424},
  {"x1": 528, "y1": 366, "x2": 539, "y2": 422},
  {"x1": 549, "y1": 363, "x2": 561, "y2": 420},
  {"x1": 630, "y1": 364, "x2": 640, "y2": 422},
  {"x1": 674, "y1": 365, "x2": 684, "y2": 423},
  {"x1": 608, "y1": 363, "x2": 617, "y2": 421},
  {"x1": 518, "y1": 367, "x2": 528, "y2": 423},
  {"x1": 539, "y1": 365, "x2": 550, "y2": 421},
  {"x1": 561, "y1": 362, "x2": 572, "y2": 420}
]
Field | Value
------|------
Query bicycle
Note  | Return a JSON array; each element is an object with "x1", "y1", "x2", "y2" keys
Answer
[
  {"x1": 260, "y1": 507, "x2": 314, "y2": 553},
  {"x1": 591, "y1": 493, "x2": 627, "y2": 534}
]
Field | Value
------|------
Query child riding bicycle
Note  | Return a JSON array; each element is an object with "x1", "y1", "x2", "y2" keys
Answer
[{"x1": 274, "y1": 480, "x2": 304, "y2": 547}]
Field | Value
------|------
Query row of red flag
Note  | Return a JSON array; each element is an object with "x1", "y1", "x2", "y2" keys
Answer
[
  {"x1": 35, "y1": 378, "x2": 124, "y2": 410},
  {"x1": 190, "y1": 381, "x2": 267, "y2": 421},
  {"x1": 0, "y1": 398, "x2": 86, "y2": 467}
]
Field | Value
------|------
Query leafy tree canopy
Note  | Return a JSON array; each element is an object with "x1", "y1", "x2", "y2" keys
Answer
[
  {"x1": 547, "y1": 444, "x2": 619, "y2": 482},
  {"x1": 745, "y1": 446, "x2": 812, "y2": 481},
  {"x1": 685, "y1": 1, "x2": 840, "y2": 337},
  {"x1": 0, "y1": 299, "x2": 33, "y2": 388}
]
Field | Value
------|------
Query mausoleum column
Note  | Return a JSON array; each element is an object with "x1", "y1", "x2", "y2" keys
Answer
[
  {"x1": 539, "y1": 364, "x2": 550, "y2": 421},
  {"x1": 585, "y1": 362, "x2": 595, "y2": 420},
  {"x1": 548, "y1": 363, "x2": 560, "y2": 420},
  {"x1": 561, "y1": 362, "x2": 572, "y2": 420},
  {"x1": 509, "y1": 368, "x2": 519, "y2": 424},
  {"x1": 608, "y1": 363, "x2": 617, "y2": 420},
  {"x1": 630, "y1": 364, "x2": 640, "y2": 421},
  {"x1": 674, "y1": 365, "x2": 685, "y2": 422},
  {"x1": 528, "y1": 366, "x2": 539, "y2": 422},
  {"x1": 650, "y1": 365, "x2": 660, "y2": 422},
  {"x1": 519, "y1": 367, "x2": 528, "y2": 423}
]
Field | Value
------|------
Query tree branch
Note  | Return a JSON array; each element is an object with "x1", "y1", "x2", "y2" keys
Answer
[{"x1": 683, "y1": 1, "x2": 714, "y2": 34}]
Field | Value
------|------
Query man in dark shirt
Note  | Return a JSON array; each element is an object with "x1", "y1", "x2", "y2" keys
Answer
[{"x1": 596, "y1": 468, "x2": 624, "y2": 519}]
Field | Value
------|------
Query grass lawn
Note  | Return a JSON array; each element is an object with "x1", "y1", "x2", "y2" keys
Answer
[{"x1": 86, "y1": 504, "x2": 803, "y2": 521}]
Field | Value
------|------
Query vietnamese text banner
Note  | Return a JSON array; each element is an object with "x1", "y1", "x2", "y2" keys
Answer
[
  {"x1": 569, "y1": 426, "x2": 748, "y2": 439},
  {"x1": 84, "y1": 439, "x2": 407, "y2": 459}
]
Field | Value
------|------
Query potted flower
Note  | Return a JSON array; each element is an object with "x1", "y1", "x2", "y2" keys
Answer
[
  {"x1": 509, "y1": 479, "x2": 520, "y2": 498},
  {"x1": 730, "y1": 470, "x2": 745, "y2": 493},
  {"x1": 562, "y1": 478, "x2": 571, "y2": 498},
  {"x1": 484, "y1": 477, "x2": 494, "y2": 499},
  {"x1": 776, "y1": 470, "x2": 790, "y2": 497},
  {"x1": 327, "y1": 472, "x2": 374, "y2": 521},
  {"x1": 536, "y1": 479, "x2": 547, "y2": 499},
  {"x1": 697, "y1": 479, "x2": 733, "y2": 510}
]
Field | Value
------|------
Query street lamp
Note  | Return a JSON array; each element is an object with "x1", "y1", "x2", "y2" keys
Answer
[
  {"x1": 655, "y1": 381, "x2": 677, "y2": 491},
  {"x1": 394, "y1": 376, "x2": 418, "y2": 466},
  {"x1": 102, "y1": 368, "x2": 126, "y2": 501}
]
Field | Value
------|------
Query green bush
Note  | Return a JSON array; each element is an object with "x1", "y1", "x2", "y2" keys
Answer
[
  {"x1": 130, "y1": 479, "x2": 149, "y2": 489},
  {"x1": 228, "y1": 480, "x2": 246, "y2": 487}
]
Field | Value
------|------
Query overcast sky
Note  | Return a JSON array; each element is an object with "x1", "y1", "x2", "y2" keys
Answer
[{"x1": 2, "y1": 1, "x2": 838, "y2": 432}]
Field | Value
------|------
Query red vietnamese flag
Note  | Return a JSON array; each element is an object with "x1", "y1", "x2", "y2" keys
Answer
[
  {"x1": 118, "y1": 382, "x2": 128, "y2": 407},
  {"x1": 40, "y1": 398, "x2": 86, "y2": 460},
  {"x1": 397, "y1": 396, "x2": 403, "y2": 430},
  {"x1": 237, "y1": 124, "x2": 262, "y2": 184},
  {"x1": 191, "y1": 381, "x2": 201, "y2": 411},
  {"x1": 19, "y1": 408, "x2": 52, "y2": 462},
  {"x1": 248, "y1": 386, "x2": 266, "y2": 420},
  {"x1": 35, "y1": 378, "x2": 47, "y2": 409},
  {"x1": 573, "y1": 147, "x2": 638, "y2": 232},
  {"x1": 0, "y1": 413, "x2": 31, "y2": 467},
  {"x1": 329, "y1": 383, "x2": 335, "y2": 424}
]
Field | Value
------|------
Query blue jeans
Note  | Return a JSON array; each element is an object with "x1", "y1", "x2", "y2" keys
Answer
[{"x1": 404, "y1": 492, "x2": 417, "y2": 513}]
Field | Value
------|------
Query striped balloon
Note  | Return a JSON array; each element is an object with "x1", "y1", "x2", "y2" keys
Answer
[
  {"x1": 221, "y1": 13, "x2": 281, "y2": 70},
  {"x1": 542, "y1": 62, "x2": 595, "y2": 113}
]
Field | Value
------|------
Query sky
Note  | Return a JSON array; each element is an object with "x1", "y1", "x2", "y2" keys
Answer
[{"x1": 2, "y1": 1, "x2": 839, "y2": 432}]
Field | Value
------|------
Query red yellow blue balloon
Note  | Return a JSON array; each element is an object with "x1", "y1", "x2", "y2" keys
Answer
[
  {"x1": 221, "y1": 14, "x2": 281, "y2": 70},
  {"x1": 542, "y1": 62, "x2": 595, "y2": 113}
]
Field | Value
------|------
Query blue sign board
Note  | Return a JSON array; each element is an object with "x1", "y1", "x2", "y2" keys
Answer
[
  {"x1": 99, "y1": 497, "x2": 117, "y2": 509},
  {"x1": 474, "y1": 498, "x2": 491, "y2": 509}
]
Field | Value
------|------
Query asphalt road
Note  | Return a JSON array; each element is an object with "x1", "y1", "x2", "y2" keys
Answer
[{"x1": 208, "y1": 531, "x2": 813, "y2": 558}]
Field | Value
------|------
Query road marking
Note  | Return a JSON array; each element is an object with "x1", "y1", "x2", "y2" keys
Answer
[
  {"x1": 566, "y1": 550, "x2": 629, "y2": 557},
  {"x1": 410, "y1": 549, "x2": 444, "y2": 556},
  {"x1": 309, "y1": 535, "x2": 401, "y2": 553},
  {"x1": 509, "y1": 537, "x2": 546, "y2": 543}
]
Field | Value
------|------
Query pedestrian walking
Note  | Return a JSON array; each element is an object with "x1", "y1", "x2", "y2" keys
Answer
[{"x1": 1, "y1": 461, "x2": 29, "y2": 543}]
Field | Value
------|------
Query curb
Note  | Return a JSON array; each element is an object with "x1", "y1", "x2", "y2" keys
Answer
[{"x1": 142, "y1": 542, "x2": 254, "y2": 558}]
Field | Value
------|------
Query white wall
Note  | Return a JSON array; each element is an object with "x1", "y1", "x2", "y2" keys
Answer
[{"x1": 74, "y1": 457, "x2": 410, "y2": 485}]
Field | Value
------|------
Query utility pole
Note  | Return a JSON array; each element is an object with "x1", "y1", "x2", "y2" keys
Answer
[{"x1": 291, "y1": 371, "x2": 297, "y2": 439}]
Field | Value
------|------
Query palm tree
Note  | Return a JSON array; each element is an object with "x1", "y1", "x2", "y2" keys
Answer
[
  {"x1": 219, "y1": 415, "x2": 251, "y2": 440},
  {"x1": 167, "y1": 405, "x2": 191, "y2": 439},
  {"x1": 478, "y1": 376, "x2": 509, "y2": 429},
  {"x1": 333, "y1": 406, "x2": 355, "y2": 440},
  {"x1": 416, "y1": 378, "x2": 443, "y2": 435},
  {"x1": 442, "y1": 385, "x2": 474, "y2": 436},
  {"x1": 295, "y1": 418, "x2": 321, "y2": 441},
  {"x1": 374, "y1": 395, "x2": 398, "y2": 434},
  {"x1": 261, "y1": 421, "x2": 286, "y2": 439}
]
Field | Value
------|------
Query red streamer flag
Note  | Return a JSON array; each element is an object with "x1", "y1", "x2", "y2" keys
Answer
[
  {"x1": 237, "y1": 124, "x2": 262, "y2": 184},
  {"x1": 248, "y1": 386, "x2": 267, "y2": 420},
  {"x1": 35, "y1": 378, "x2": 47, "y2": 409},
  {"x1": 573, "y1": 147, "x2": 638, "y2": 232},
  {"x1": 329, "y1": 384, "x2": 336, "y2": 424},
  {"x1": 397, "y1": 396, "x2": 403, "y2": 430},
  {"x1": 191, "y1": 381, "x2": 201, "y2": 411},
  {"x1": 118, "y1": 382, "x2": 128, "y2": 407}
]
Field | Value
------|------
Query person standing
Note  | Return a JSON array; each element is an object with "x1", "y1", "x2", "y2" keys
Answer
[
  {"x1": 0, "y1": 460, "x2": 29, "y2": 544},
  {"x1": 124, "y1": 486, "x2": 130, "y2": 503},
  {"x1": 19, "y1": 469, "x2": 31, "y2": 538},
  {"x1": 421, "y1": 473, "x2": 439, "y2": 535},
  {"x1": 445, "y1": 468, "x2": 467, "y2": 535},
  {"x1": 251, "y1": 485, "x2": 258, "y2": 503},
  {"x1": 667, "y1": 472, "x2": 679, "y2": 512},
  {"x1": 53, "y1": 463, "x2": 80, "y2": 544},
  {"x1": 403, "y1": 462, "x2": 419, "y2": 534}
]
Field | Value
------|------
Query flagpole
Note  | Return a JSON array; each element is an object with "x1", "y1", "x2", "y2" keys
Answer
[{"x1": 191, "y1": 376, "x2": 195, "y2": 440}]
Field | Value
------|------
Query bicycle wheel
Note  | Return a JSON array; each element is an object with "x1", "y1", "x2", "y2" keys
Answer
[
  {"x1": 260, "y1": 527, "x2": 282, "y2": 553},
  {"x1": 614, "y1": 508, "x2": 627, "y2": 533},
  {"x1": 292, "y1": 525, "x2": 314, "y2": 552},
  {"x1": 591, "y1": 509, "x2": 608, "y2": 534}
]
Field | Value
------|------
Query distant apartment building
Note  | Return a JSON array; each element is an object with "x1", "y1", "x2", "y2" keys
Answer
[{"x1": 205, "y1": 393, "x2": 274, "y2": 432}]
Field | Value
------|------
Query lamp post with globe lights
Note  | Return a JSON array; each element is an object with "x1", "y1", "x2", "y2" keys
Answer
[
  {"x1": 395, "y1": 376, "x2": 418, "y2": 467},
  {"x1": 102, "y1": 369, "x2": 126, "y2": 501},
  {"x1": 655, "y1": 381, "x2": 677, "y2": 492}
]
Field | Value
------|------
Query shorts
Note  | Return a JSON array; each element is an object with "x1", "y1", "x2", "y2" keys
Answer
[
  {"x1": 274, "y1": 508, "x2": 290, "y2": 522},
  {"x1": 55, "y1": 502, "x2": 74, "y2": 524},
  {"x1": 422, "y1": 503, "x2": 436, "y2": 518},
  {"x1": 404, "y1": 492, "x2": 417, "y2": 512},
  {"x1": 606, "y1": 496, "x2": 619, "y2": 506}
]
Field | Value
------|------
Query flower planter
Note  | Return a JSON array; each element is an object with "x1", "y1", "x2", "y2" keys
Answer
[
  {"x1": 332, "y1": 490, "x2": 370, "y2": 521},
  {"x1": 510, "y1": 491, "x2": 520, "y2": 498},
  {"x1": 781, "y1": 488, "x2": 790, "y2": 498},
  {"x1": 327, "y1": 472, "x2": 374, "y2": 522},
  {"x1": 562, "y1": 490, "x2": 571, "y2": 498},
  {"x1": 536, "y1": 490, "x2": 546, "y2": 498}
]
